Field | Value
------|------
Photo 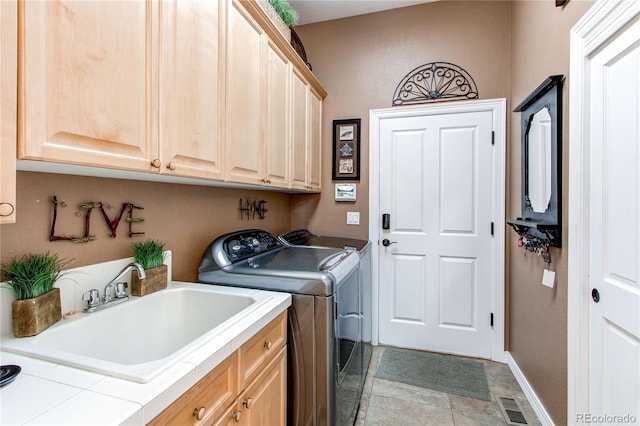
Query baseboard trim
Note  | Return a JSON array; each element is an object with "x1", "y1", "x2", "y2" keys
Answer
[{"x1": 504, "y1": 351, "x2": 554, "y2": 426}]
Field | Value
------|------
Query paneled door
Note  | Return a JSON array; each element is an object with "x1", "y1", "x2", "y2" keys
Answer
[
  {"x1": 569, "y1": 2, "x2": 640, "y2": 421},
  {"x1": 376, "y1": 104, "x2": 502, "y2": 359},
  {"x1": 587, "y1": 13, "x2": 640, "y2": 420}
]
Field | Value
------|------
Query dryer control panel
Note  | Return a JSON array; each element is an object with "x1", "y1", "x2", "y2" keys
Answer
[{"x1": 222, "y1": 230, "x2": 282, "y2": 263}]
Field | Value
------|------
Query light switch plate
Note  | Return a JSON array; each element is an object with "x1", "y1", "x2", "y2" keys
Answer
[
  {"x1": 347, "y1": 212, "x2": 360, "y2": 225},
  {"x1": 542, "y1": 269, "x2": 555, "y2": 288}
]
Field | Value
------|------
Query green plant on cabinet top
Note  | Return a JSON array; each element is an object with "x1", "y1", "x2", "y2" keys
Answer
[{"x1": 268, "y1": 0, "x2": 298, "y2": 26}]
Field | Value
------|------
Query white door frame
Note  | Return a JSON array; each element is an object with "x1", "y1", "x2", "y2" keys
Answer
[
  {"x1": 369, "y1": 99, "x2": 506, "y2": 362},
  {"x1": 568, "y1": 1, "x2": 640, "y2": 423}
]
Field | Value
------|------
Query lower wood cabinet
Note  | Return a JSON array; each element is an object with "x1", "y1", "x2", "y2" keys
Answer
[
  {"x1": 148, "y1": 354, "x2": 238, "y2": 426},
  {"x1": 149, "y1": 312, "x2": 287, "y2": 426},
  {"x1": 214, "y1": 347, "x2": 287, "y2": 425}
]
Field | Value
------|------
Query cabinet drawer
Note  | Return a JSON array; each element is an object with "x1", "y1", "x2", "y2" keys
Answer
[
  {"x1": 148, "y1": 352, "x2": 238, "y2": 426},
  {"x1": 239, "y1": 312, "x2": 287, "y2": 387}
]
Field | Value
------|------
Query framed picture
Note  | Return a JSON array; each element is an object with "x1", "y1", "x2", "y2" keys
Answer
[
  {"x1": 335, "y1": 183, "x2": 357, "y2": 201},
  {"x1": 332, "y1": 118, "x2": 361, "y2": 180}
]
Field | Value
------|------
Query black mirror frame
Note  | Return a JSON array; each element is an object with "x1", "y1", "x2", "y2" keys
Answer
[{"x1": 507, "y1": 75, "x2": 563, "y2": 247}]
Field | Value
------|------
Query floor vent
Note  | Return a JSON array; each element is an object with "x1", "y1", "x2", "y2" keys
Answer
[{"x1": 497, "y1": 396, "x2": 528, "y2": 425}]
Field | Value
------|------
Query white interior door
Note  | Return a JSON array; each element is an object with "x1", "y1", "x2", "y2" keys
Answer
[
  {"x1": 587, "y1": 16, "x2": 640, "y2": 420},
  {"x1": 377, "y1": 108, "x2": 496, "y2": 359}
]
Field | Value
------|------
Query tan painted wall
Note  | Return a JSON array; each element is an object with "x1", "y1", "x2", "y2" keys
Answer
[
  {"x1": 291, "y1": 0, "x2": 511, "y2": 239},
  {"x1": 0, "y1": 172, "x2": 292, "y2": 282},
  {"x1": 295, "y1": 0, "x2": 593, "y2": 423},
  {"x1": 508, "y1": 1, "x2": 593, "y2": 423}
]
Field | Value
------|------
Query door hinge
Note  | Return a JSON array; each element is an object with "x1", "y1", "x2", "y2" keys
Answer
[
  {"x1": 491, "y1": 131, "x2": 495, "y2": 145},
  {"x1": 490, "y1": 312, "x2": 494, "y2": 327},
  {"x1": 490, "y1": 222, "x2": 494, "y2": 236}
]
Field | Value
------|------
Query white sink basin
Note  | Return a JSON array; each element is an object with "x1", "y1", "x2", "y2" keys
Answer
[{"x1": 0, "y1": 284, "x2": 270, "y2": 382}]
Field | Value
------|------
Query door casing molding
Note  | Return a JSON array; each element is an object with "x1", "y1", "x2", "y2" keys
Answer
[
  {"x1": 368, "y1": 98, "x2": 506, "y2": 362},
  {"x1": 568, "y1": 1, "x2": 640, "y2": 423}
]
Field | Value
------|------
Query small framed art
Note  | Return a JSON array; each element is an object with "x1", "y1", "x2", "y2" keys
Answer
[
  {"x1": 332, "y1": 118, "x2": 361, "y2": 180},
  {"x1": 335, "y1": 183, "x2": 357, "y2": 201}
]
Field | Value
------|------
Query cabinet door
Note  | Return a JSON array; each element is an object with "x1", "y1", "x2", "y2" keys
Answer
[
  {"x1": 226, "y1": 0, "x2": 263, "y2": 184},
  {"x1": 1, "y1": 0, "x2": 17, "y2": 223},
  {"x1": 308, "y1": 89, "x2": 322, "y2": 191},
  {"x1": 238, "y1": 347, "x2": 287, "y2": 426},
  {"x1": 264, "y1": 39, "x2": 290, "y2": 188},
  {"x1": 160, "y1": 0, "x2": 225, "y2": 180},
  {"x1": 290, "y1": 68, "x2": 308, "y2": 191},
  {"x1": 149, "y1": 353, "x2": 237, "y2": 426},
  {"x1": 20, "y1": 1, "x2": 158, "y2": 171}
]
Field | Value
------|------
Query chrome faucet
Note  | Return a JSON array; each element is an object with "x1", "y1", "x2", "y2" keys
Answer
[{"x1": 82, "y1": 262, "x2": 146, "y2": 312}]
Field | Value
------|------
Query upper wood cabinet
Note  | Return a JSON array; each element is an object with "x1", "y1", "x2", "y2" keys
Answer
[
  {"x1": 264, "y1": 38, "x2": 291, "y2": 188},
  {"x1": 225, "y1": 1, "x2": 292, "y2": 189},
  {"x1": 1, "y1": 0, "x2": 17, "y2": 224},
  {"x1": 225, "y1": 0, "x2": 264, "y2": 185},
  {"x1": 290, "y1": 68, "x2": 322, "y2": 192},
  {"x1": 308, "y1": 89, "x2": 322, "y2": 191},
  {"x1": 290, "y1": 67, "x2": 309, "y2": 191},
  {"x1": 19, "y1": 1, "x2": 158, "y2": 172},
  {"x1": 159, "y1": 0, "x2": 225, "y2": 180},
  {"x1": 17, "y1": 0, "x2": 325, "y2": 190}
]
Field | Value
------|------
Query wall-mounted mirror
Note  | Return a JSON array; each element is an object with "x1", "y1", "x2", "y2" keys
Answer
[
  {"x1": 527, "y1": 107, "x2": 552, "y2": 213},
  {"x1": 507, "y1": 75, "x2": 563, "y2": 247}
]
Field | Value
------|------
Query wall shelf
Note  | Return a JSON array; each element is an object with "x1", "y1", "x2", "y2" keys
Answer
[{"x1": 506, "y1": 218, "x2": 560, "y2": 247}]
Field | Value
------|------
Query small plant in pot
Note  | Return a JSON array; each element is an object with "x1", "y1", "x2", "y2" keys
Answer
[
  {"x1": 131, "y1": 239, "x2": 167, "y2": 296},
  {"x1": 268, "y1": 0, "x2": 298, "y2": 26},
  {"x1": 1, "y1": 252, "x2": 66, "y2": 337}
]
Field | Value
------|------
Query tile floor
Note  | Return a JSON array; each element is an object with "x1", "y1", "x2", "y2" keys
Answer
[{"x1": 355, "y1": 346, "x2": 541, "y2": 426}]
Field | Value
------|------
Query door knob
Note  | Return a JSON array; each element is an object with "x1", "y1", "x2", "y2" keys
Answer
[
  {"x1": 591, "y1": 288, "x2": 600, "y2": 303},
  {"x1": 382, "y1": 239, "x2": 397, "y2": 247}
]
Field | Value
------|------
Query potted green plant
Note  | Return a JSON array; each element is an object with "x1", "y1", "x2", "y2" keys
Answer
[
  {"x1": 131, "y1": 239, "x2": 167, "y2": 296},
  {"x1": 268, "y1": 0, "x2": 298, "y2": 26},
  {"x1": 1, "y1": 252, "x2": 66, "y2": 337}
]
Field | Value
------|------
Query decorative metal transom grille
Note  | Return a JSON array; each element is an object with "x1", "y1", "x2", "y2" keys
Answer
[{"x1": 392, "y1": 62, "x2": 479, "y2": 106}]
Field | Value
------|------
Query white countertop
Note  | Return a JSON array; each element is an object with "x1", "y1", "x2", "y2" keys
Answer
[{"x1": 0, "y1": 282, "x2": 291, "y2": 425}]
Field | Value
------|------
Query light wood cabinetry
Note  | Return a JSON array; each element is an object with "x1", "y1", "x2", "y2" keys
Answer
[
  {"x1": 150, "y1": 312, "x2": 287, "y2": 426},
  {"x1": 225, "y1": 1, "x2": 291, "y2": 189},
  {"x1": 226, "y1": 0, "x2": 264, "y2": 185},
  {"x1": 148, "y1": 353, "x2": 238, "y2": 426},
  {"x1": 19, "y1": 1, "x2": 158, "y2": 171},
  {"x1": 19, "y1": 0, "x2": 226, "y2": 178},
  {"x1": 308, "y1": 89, "x2": 323, "y2": 191},
  {"x1": 290, "y1": 68, "x2": 309, "y2": 191},
  {"x1": 0, "y1": 0, "x2": 17, "y2": 223},
  {"x1": 263, "y1": 39, "x2": 291, "y2": 188},
  {"x1": 17, "y1": 0, "x2": 325, "y2": 191},
  {"x1": 228, "y1": 347, "x2": 287, "y2": 425},
  {"x1": 159, "y1": 0, "x2": 225, "y2": 180},
  {"x1": 291, "y1": 69, "x2": 322, "y2": 192}
]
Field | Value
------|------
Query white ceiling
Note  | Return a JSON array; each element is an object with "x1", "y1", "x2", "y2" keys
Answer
[{"x1": 288, "y1": 0, "x2": 438, "y2": 25}]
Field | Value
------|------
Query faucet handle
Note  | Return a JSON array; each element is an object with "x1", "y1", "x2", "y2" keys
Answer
[
  {"x1": 115, "y1": 282, "x2": 128, "y2": 298},
  {"x1": 82, "y1": 289, "x2": 100, "y2": 308}
]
